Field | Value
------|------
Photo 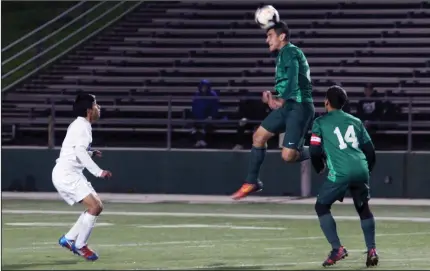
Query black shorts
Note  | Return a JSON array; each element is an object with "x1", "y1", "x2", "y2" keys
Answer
[
  {"x1": 317, "y1": 180, "x2": 370, "y2": 209},
  {"x1": 261, "y1": 101, "x2": 314, "y2": 150}
]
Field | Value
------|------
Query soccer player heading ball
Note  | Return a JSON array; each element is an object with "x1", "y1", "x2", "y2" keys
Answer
[
  {"x1": 232, "y1": 21, "x2": 314, "y2": 199},
  {"x1": 52, "y1": 93, "x2": 112, "y2": 261},
  {"x1": 310, "y1": 85, "x2": 378, "y2": 267}
]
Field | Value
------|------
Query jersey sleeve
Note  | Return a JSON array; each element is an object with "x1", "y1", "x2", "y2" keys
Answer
[
  {"x1": 359, "y1": 121, "x2": 372, "y2": 144},
  {"x1": 277, "y1": 49, "x2": 299, "y2": 97}
]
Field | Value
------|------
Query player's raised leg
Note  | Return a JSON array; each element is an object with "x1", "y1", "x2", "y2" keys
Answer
[
  {"x1": 315, "y1": 182, "x2": 348, "y2": 267},
  {"x1": 231, "y1": 107, "x2": 285, "y2": 200},
  {"x1": 350, "y1": 182, "x2": 378, "y2": 267}
]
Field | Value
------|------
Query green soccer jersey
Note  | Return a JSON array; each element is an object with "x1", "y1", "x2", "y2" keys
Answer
[
  {"x1": 274, "y1": 43, "x2": 313, "y2": 103},
  {"x1": 311, "y1": 110, "x2": 372, "y2": 182}
]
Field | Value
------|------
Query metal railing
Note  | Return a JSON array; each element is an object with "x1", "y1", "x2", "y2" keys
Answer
[
  {"x1": 2, "y1": 95, "x2": 429, "y2": 151},
  {"x1": 1, "y1": 1, "x2": 142, "y2": 92}
]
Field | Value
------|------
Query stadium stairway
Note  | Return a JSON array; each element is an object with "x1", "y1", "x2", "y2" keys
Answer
[{"x1": 2, "y1": 0, "x2": 430, "y2": 149}]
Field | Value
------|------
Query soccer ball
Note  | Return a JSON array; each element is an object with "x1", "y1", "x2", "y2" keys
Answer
[{"x1": 254, "y1": 5, "x2": 280, "y2": 30}]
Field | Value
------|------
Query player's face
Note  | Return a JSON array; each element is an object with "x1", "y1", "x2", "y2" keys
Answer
[
  {"x1": 91, "y1": 102, "x2": 101, "y2": 122},
  {"x1": 266, "y1": 29, "x2": 282, "y2": 52}
]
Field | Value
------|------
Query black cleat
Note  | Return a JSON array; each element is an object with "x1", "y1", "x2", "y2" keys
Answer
[
  {"x1": 322, "y1": 246, "x2": 348, "y2": 267},
  {"x1": 366, "y1": 248, "x2": 379, "y2": 267}
]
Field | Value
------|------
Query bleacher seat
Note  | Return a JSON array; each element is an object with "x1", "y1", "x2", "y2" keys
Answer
[{"x1": 2, "y1": 0, "x2": 430, "y2": 149}]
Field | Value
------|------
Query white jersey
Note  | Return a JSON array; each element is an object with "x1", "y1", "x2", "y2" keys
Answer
[{"x1": 55, "y1": 117, "x2": 103, "y2": 177}]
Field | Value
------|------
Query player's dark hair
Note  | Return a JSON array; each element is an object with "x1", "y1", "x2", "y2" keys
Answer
[
  {"x1": 73, "y1": 93, "x2": 95, "y2": 117},
  {"x1": 326, "y1": 85, "x2": 348, "y2": 110},
  {"x1": 267, "y1": 21, "x2": 290, "y2": 41}
]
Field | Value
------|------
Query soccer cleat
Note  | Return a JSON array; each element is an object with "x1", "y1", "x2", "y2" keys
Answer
[
  {"x1": 366, "y1": 248, "x2": 379, "y2": 267},
  {"x1": 72, "y1": 243, "x2": 99, "y2": 261},
  {"x1": 231, "y1": 180, "x2": 263, "y2": 200},
  {"x1": 58, "y1": 235, "x2": 75, "y2": 252},
  {"x1": 322, "y1": 246, "x2": 348, "y2": 267}
]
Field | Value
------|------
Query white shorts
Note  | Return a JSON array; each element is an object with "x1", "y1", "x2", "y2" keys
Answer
[{"x1": 52, "y1": 164, "x2": 98, "y2": 206}]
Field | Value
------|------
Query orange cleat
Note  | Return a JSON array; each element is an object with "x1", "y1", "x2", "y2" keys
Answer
[{"x1": 231, "y1": 181, "x2": 263, "y2": 200}]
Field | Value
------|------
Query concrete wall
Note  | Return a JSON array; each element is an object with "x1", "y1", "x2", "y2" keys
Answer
[{"x1": 2, "y1": 148, "x2": 430, "y2": 198}]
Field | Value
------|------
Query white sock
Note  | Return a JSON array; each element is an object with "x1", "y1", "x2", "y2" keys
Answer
[
  {"x1": 65, "y1": 212, "x2": 85, "y2": 240},
  {"x1": 75, "y1": 212, "x2": 97, "y2": 249}
]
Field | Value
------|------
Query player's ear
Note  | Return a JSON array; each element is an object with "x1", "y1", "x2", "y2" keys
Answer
[{"x1": 279, "y1": 33, "x2": 286, "y2": 41}]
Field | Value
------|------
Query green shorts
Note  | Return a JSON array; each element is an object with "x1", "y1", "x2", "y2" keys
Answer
[
  {"x1": 261, "y1": 100, "x2": 315, "y2": 150},
  {"x1": 317, "y1": 179, "x2": 370, "y2": 208}
]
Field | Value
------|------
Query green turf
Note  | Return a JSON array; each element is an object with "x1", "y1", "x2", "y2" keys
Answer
[{"x1": 2, "y1": 200, "x2": 430, "y2": 270}]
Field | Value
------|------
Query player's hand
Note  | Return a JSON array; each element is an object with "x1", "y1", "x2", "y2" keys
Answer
[
  {"x1": 93, "y1": 150, "x2": 102, "y2": 158},
  {"x1": 262, "y1": 91, "x2": 272, "y2": 104},
  {"x1": 100, "y1": 170, "x2": 112, "y2": 179},
  {"x1": 268, "y1": 97, "x2": 284, "y2": 110}
]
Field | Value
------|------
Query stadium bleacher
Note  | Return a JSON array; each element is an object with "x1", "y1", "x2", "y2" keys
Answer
[{"x1": 2, "y1": 0, "x2": 430, "y2": 149}]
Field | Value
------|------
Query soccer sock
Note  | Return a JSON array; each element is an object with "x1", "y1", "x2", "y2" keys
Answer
[
  {"x1": 75, "y1": 212, "x2": 97, "y2": 249},
  {"x1": 319, "y1": 213, "x2": 342, "y2": 250},
  {"x1": 65, "y1": 212, "x2": 86, "y2": 240},
  {"x1": 361, "y1": 217, "x2": 376, "y2": 250},
  {"x1": 296, "y1": 146, "x2": 310, "y2": 162},
  {"x1": 245, "y1": 146, "x2": 266, "y2": 184}
]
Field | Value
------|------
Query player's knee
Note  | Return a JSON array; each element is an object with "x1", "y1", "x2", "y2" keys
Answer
[
  {"x1": 356, "y1": 202, "x2": 373, "y2": 220},
  {"x1": 315, "y1": 202, "x2": 332, "y2": 217},
  {"x1": 281, "y1": 148, "x2": 298, "y2": 162},
  {"x1": 252, "y1": 127, "x2": 272, "y2": 147},
  {"x1": 89, "y1": 203, "x2": 103, "y2": 216},
  {"x1": 87, "y1": 200, "x2": 103, "y2": 216}
]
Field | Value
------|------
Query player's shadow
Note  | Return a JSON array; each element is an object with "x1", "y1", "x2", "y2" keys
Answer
[{"x1": 2, "y1": 259, "x2": 78, "y2": 270}]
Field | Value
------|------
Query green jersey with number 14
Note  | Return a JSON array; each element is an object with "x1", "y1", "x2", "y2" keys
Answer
[
  {"x1": 274, "y1": 43, "x2": 313, "y2": 103},
  {"x1": 311, "y1": 110, "x2": 372, "y2": 183}
]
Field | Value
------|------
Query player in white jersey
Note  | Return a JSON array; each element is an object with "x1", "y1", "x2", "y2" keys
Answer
[{"x1": 52, "y1": 93, "x2": 112, "y2": 261}]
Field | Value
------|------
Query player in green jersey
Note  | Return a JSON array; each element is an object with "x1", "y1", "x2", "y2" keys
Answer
[
  {"x1": 232, "y1": 21, "x2": 315, "y2": 200},
  {"x1": 310, "y1": 85, "x2": 378, "y2": 267}
]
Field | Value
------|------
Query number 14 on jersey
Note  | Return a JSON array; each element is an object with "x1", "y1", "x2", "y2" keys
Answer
[{"x1": 334, "y1": 125, "x2": 359, "y2": 150}]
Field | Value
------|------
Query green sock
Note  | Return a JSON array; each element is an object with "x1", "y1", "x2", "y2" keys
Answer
[
  {"x1": 297, "y1": 146, "x2": 310, "y2": 162},
  {"x1": 361, "y1": 217, "x2": 376, "y2": 250},
  {"x1": 245, "y1": 146, "x2": 266, "y2": 184},
  {"x1": 319, "y1": 213, "x2": 341, "y2": 249}
]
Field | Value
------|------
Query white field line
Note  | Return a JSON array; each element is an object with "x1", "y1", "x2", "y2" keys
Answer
[
  {"x1": 4, "y1": 222, "x2": 113, "y2": 227},
  {"x1": 264, "y1": 247, "x2": 295, "y2": 250},
  {"x1": 136, "y1": 224, "x2": 286, "y2": 230},
  {"x1": 5, "y1": 231, "x2": 430, "y2": 252},
  {"x1": 3, "y1": 209, "x2": 430, "y2": 222}
]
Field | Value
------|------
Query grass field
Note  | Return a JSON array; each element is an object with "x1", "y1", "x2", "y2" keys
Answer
[{"x1": 2, "y1": 199, "x2": 430, "y2": 270}]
